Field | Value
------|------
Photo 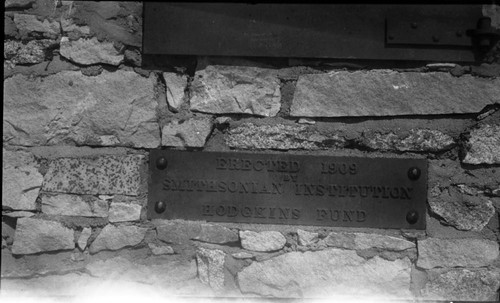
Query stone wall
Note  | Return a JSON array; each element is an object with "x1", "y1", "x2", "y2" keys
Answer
[{"x1": 2, "y1": 1, "x2": 500, "y2": 301}]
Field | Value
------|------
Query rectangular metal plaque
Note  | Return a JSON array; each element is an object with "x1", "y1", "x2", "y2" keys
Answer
[{"x1": 148, "y1": 150, "x2": 427, "y2": 229}]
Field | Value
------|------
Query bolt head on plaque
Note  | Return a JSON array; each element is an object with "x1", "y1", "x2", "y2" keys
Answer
[
  {"x1": 156, "y1": 157, "x2": 168, "y2": 170},
  {"x1": 406, "y1": 210, "x2": 419, "y2": 224},
  {"x1": 155, "y1": 201, "x2": 166, "y2": 214},
  {"x1": 407, "y1": 167, "x2": 421, "y2": 180}
]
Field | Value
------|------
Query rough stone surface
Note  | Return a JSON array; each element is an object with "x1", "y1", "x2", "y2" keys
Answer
[
  {"x1": 86, "y1": 256, "x2": 197, "y2": 286},
  {"x1": 148, "y1": 243, "x2": 174, "y2": 255},
  {"x1": 429, "y1": 186, "x2": 496, "y2": 231},
  {"x1": 2, "y1": 149, "x2": 43, "y2": 211},
  {"x1": 323, "y1": 232, "x2": 415, "y2": 251},
  {"x1": 190, "y1": 65, "x2": 281, "y2": 117},
  {"x1": 226, "y1": 123, "x2": 344, "y2": 150},
  {"x1": 42, "y1": 155, "x2": 144, "y2": 196},
  {"x1": 291, "y1": 71, "x2": 500, "y2": 117},
  {"x1": 196, "y1": 247, "x2": 226, "y2": 291},
  {"x1": 4, "y1": 39, "x2": 57, "y2": 65},
  {"x1": 59, "y1": 37, "x2": 124, "y2": 66},
  {"x1": 108, "y1": 202, "x2": 142, "y2": 223},
  {"x1": 417, "y1": 238, "x2": 499, "y2": 269},
  {"x1": 163, "y1": 72, "x2": 188, "y2": 111},
  {"x1": 161, "y1": 117, "x2": 213, "y2": 147},
  {"x1": 156, "y1": 221, "x2": 238, "y2": 244},
  {"x1": 240, "y1": 230, "x2": 286, "y2": 252},
  {"x1": 77, "y1": 227, "x2": 92, "y2": 250},
  {"x1": 41, "y1": 194, "x2": 109, "y2": 217},
  {"x1": 297, "y1": 229, "x2": 319, "y2": 246},
  {"x1": 463, "y1": 124, "x2": 500, "y2": 165},
  {"x1": 421, "y1": 268, "x2": 500, "y2": 301},
  {"x1": 2, "y1": 250, "x2": 88, "y2": 278},
  {"x1": 360, "y1": 129, "x2": 455, "y2": 152},
  {"x1": 5, "y1": 0, "x2": 35, "y2": 8},
  {"x1": 13, "y1": 14, "x2": 59, "y2": 38},
  {"x1": 11, "y1": 218, "x2": 75, "y2": 255},
  {"x1": 89, "y1": 224, "x2": 147, "y2": 254},
  {"x1": 4, "y1": 70, "x2": 160, "y2": 148},
  {"x1": 238, "y1": 249, "x2": 412, "y2": 298}
]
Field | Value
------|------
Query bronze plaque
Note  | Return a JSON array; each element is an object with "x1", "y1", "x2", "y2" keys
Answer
[{"x1": 148, "y1": 150, "x2": 427, "y2": 229}]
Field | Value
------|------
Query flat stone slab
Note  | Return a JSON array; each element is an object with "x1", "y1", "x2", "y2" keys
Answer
[
  {"x1": 463, "y1": 124, "x2": 500, "y2": 165},
  {"x1": 89, "y1": 224, "x2": 147, "y2": 254},
  {"x1": 4, "y1": 70, "x2": 160, "y2": 148},
  {"x1": 161, "y1": 117, "x2": 213, "y2": 148},
  {"x1": 290, "y1": 71, "x2": 500, "y2": 117},
  {"x1": 226, "y1": 123, "x2": 343, "y2": 150},
  {"x1": 41, "y1": 194, "x2": 109, "y2": 217},
  {"x1": 108, "y1": 202, "x2": 142, "y2": 222},
  {"x1": 428, "y1": 186, "x2": 495, "y2": 231},
  {"x1": 59, "y1": 37, "x2": 124, "y2": 66},
  {"x1": 360, "y1": 129, "x2": 455, "y2": 152},
  {"x1": 239, "y1": 230, "x2": 286, "y2": 252},
  {"x1": 156, "y1": 221, "x2": 238, "y2": 244},
  {"x1": 417, "y1": 238, "x2": 499, "y2": 269},
  {"x1": 42, "y1": 155, "x2": 144, "y2": 196},
  {"x1": 11, "y1": 218, "x2": 75, "y2": 255},
  {"x1": 238, "y1": 248, "x2": 412, "y2": 298},
  {"x1": 421, "y1": 268, "x2": 500, "y2": 301},
  {"x1": 2, "y1": 149, "x2": 43, "y2": 211},
  {"x1": 190, "y1": 65, "x2": 281, "y2": 117},
  {"x1": 323, "y1": 232, "x2": 415, "y2": 251}
]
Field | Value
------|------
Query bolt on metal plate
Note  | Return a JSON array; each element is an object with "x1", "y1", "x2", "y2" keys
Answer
[{"x1": 148, "y1": 150, "x2": 427, "y2": 230}]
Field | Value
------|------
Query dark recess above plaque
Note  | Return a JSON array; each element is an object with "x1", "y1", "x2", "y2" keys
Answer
[{"x1": 143, "y1": 3, "x2": 498, "y2": 62}]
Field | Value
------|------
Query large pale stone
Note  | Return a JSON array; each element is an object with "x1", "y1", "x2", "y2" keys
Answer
[
  {"x1": 190, "y1": 65, "x2": 281, "y2": 117},
  {"x1": 239, "y1": 230, "x2": 286, "y2": 252},
  {"x1": 163, "y1": 72, "x2": 188, "y2": 111},
  {"x1": 86, "y1": 256, "x2": 197, "y2": 285},
  {"x1": 238, "y1": 249, "x2": 412, "y2": 298},
  {"x1": 60, "y1": 37, "x2": 124, "y2": 66},
  {"x1": 108, "y1": 202, "x2": 141, "y2": 222},
  {"x1": 89, "y1": 224, "x2": 147, "y2": 253},
  {"x1": 3, "y1": 70, "x2": 160, "y2": 148},
  {"x1": 360, "y1": 129, "x2": 455, "y2": 152},
  {"x1": 323, "y1": 232, "x2": 415, "y2": 251},
  {"x1": 421, "y1": 268, "x2": 500, "y2": 301},
  {"x1": 291, "y1": 71, "x2": 500, "y2": 117},
  {"x1": 417, "y1": 238, "x2": 499, "y2": 269},
  {"x1": 196, "y1": 247, "x2": 226, "y2": 291},
  {"x1": 2, "y1": 149, "x2": 43, "y2": 211},
  {"x1": 42, "y1": 155, "x2": 144, "y2": 195},
  {"x1": 463, "y1": 124, "x2": 500, "y2": 165},
  {"x1": 156, "y1": 221, "x2": 238, "y2": 244},
  {"x1": 428, "y1": 186, "x2": 495, "y2": 231},
  {"x1": 11, "y1": 218, "x2": 75, "y2": 255},
  {"x1": 226, "y1": 123, "x2": 343, "y2": 150},
  {"x1": 13, "y1": 14, "x2": 59, "y2": 38},
  {"x1": 41, "y1": 194, "x2": 108, "y2": 217},
  {"x1": 161, "y1": 117, "x2": 213, "y2": 147}
]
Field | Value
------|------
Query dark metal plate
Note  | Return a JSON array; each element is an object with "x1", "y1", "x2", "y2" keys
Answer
[
  {"x1": 148, "y1": 150, "x2": 427, "y2": 230},
  {"x1": 143, "y1": 3, "x2": 482, "y2": 62}
]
